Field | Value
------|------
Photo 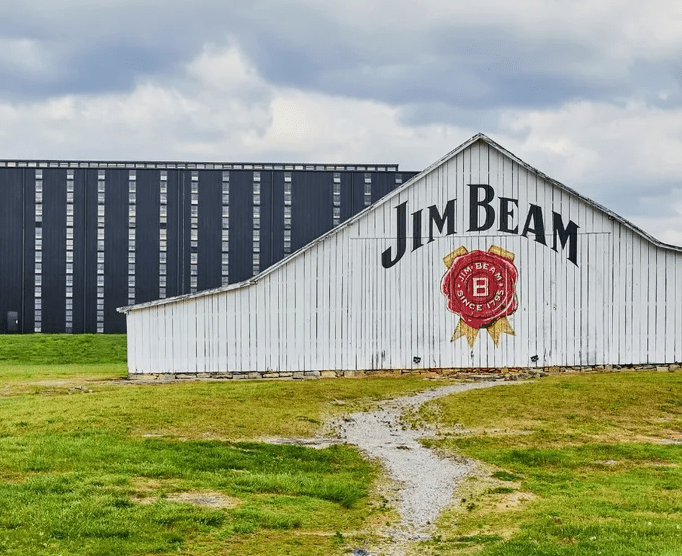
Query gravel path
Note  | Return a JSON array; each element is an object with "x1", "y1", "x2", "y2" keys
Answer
[{"x1": 334, "y1": 381, "x2": 511, "y2": 548}]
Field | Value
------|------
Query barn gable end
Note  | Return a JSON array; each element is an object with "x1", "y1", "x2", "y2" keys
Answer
[{"x1": 120, "y1": 134, "x2": 682, "y2": 373}]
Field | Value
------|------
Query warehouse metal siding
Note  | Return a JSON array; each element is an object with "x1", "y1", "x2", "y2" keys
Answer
[
  {"x1": 135, "y1": 171, "x2": 160, "y2": 305},
  {"x1": 0, "y1": 162, "x2": 415, "y2": 333},
  {"x1": 0, "y1": 170, "x2": 24, "y2": 333},
  {"x1": 83, "y1": 169, "x2": 99, "y2": 333},
  {"x1": 339, "y1": 172, "x2": 355, "y2": 224},
  {"x1": 41, "y1": 170, "x2": 67, "y2": 333},
  {"x1": 228, "y1": 171, "x2": 255, "y2": 285},
  {"x1": 21, "y1": 175, "x2": 35, "y2": 334},
  {"x1": 70, "y1": 169, "x2": 87, "y2": 333},
  {"x1": 292, "y1": 171, "x2": 333, "y2": 252},
  {"x1": 196, "y1": 170, "x2": 222, "y2": 291},
  {"x1": 104, "y1": 170, "x2": 129, "y2": 333},
  {"x1": 178, "y1": 171, "x2": 191, "y2": 296},
  {"x1": 165, "y1": 170, "x2": 180, "y2": 300},
  {"x1": 256, "y1": 170, "x2": 275, "y2": 273},
  {"x1": 269, "y1": 172, "x2": 287, "y2": 266}
]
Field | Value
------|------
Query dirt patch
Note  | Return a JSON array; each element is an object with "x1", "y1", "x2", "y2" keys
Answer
[
  {"x1": 447, "y1": 469, "x2": 531, "y2": 515},
  {"x1": 493, "y1": 491, "x2": 536, "y2": 512},
  {"x1": 132, "y1": 490, "x2": 240, "y2": 509},
  {"x1": 127, "y1": 478, "x2": 239, "y2": 509},
  {"x1": 166, "y1": 491, "x2": 240, "y2": 508},
  {"x1": 131, "y1": 495, "x2": 158, "y2": 506},
  {"x1": 264, "y1": 437, "x2": 341, "y2": 449},
  {"x1": 436, "y1": 427, "x2": 536, "y2": 437},
  {"x1": 129, "y1": 477, "x2": 165, "y2": 492}
]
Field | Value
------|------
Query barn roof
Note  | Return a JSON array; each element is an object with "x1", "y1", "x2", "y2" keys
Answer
[{"x1": 118, "y1": 133, "x2": 682, "y2": 314}]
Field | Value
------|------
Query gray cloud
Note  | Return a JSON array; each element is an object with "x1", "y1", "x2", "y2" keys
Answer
[
  {"x1": 0, "y1": 0, "x2": 679, "y2": 120},
  {"x1": 582, "y1": 180, "x2": 682, "y2": 219}
]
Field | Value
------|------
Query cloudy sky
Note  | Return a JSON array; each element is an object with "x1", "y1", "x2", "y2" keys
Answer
[{"x1": 1, "y1": 0, "x2": 681, "y2": 244}]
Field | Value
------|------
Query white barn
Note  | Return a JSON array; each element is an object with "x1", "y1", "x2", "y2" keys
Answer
[{"x1": 119, "y1": 134, "x2": 682, "y2": 376}]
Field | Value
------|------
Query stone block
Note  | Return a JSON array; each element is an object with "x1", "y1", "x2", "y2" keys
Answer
[{"x1": 320, "y1": 371, "x2": 336, "y2": 378}]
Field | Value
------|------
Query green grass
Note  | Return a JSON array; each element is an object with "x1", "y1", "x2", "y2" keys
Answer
[
  {"x1": 12, "y1": 336, "x2": 682, "y2": 555},
  {"x1": 0, "y1": 436, "x2": 376, "y2": 556},
  {"x1": 416, "y1": 372, "x2": 682, "y2": 556},
  {"x1": 0, "y1": 334, "x2": 127, "y2": 365},
  {"x1": 0, "y1": 363, "x2": 126, "y2": 385},
  {"x1": 0, "y1": 334, "x2": 441, "y2": 555},
  {"x1": 0, "y1": 334, "x2": 128, "y2": 386},
  {"x1": 0, "y1": 377, "x2": 445, "y2": 440}
]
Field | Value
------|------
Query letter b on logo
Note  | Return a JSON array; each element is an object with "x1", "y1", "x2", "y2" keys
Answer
[{"x1": 472, "y1": 277, "x2": 488, "y2": 297}]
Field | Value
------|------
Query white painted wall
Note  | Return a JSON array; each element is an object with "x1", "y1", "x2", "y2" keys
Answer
[{"x1": 121, "y1": 135, "x2": 682, "y2": 373}]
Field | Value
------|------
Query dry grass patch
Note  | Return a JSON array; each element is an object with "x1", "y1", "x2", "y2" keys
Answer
[{"x1": 132, "y1": 491, "x2": 241, "y2": 509}]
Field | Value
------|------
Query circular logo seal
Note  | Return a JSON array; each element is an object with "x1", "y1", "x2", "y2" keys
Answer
[{"x1": 441, "y1": 249, "x2": 518, "y2": 329}]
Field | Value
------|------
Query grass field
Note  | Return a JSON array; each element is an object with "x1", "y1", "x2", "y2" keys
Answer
[
  {"x1": 2, "y1": 335, "x2": 682, "y2": 555},
  {"x1": 0, "y1": 334, "x2": 128, "y2": 389},
  {"x1": 0, "y1": 334, "x2": 128, "y2": 365},
  {"x1": 415, "y1": 371, "x2": 682, "y2": 555},
  {"x1": 0, "y1": 334, "x2": 441, "y2": 555}
]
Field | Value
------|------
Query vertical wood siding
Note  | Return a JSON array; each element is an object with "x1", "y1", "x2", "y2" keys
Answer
[{"x1": 125, "y1": 139, "x2": 682, "y2": 373}]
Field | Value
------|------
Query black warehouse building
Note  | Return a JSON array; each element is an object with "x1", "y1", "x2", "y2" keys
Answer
[{"x1": 0, "y1": 160, "x2": 417, "y2": 334}]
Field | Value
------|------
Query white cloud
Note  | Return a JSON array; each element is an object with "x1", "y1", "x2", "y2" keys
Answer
[
  {"x1": 0, "y1": 46, "x2": 274, "y2": 161},
  {"x1": 497, "y1": 100, "x2": 682, "y2": 185},
  {"x1": 186, "y1": 45, "x2": 265, "y2": 95},
  {"x1": 242, "y1": 88, "x2": 468, "y2": 165}
]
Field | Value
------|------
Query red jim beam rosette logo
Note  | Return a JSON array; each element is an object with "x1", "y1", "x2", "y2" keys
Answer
[{"x1": 441, "y1": 245, "x2": 518, "y2": 347}]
